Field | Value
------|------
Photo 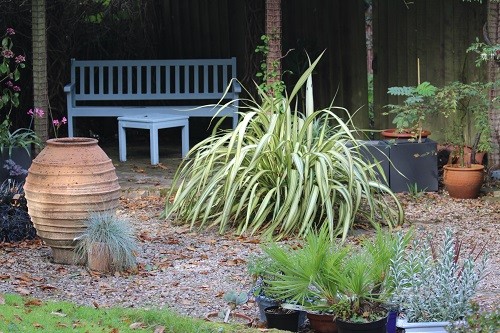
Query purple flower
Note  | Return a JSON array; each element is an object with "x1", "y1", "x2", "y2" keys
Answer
[
  {"x1": 53, "y1": 119, "x2": 60, "y2": 126},
  {"x1": 15, "y1": 55, "x2": 25, "y2": 63},
  {"x1": 5, "y1": 81, "x2": 13, "y2": 88},
  {"x1": 13, "y1": 86, "x2": 20, "y2": 92},
  {"x1": 4, "y1": 159, "x2": 28, "y2": 177},
  {"x1": 61, "y1": 117, "x2": 67, "y2": 124},
  {"x1": 6, "y1": 28, "x2": 15, "y2": 36},
  {"x1": 1, "y1": 50, "x2": 14, "y2": 58}
]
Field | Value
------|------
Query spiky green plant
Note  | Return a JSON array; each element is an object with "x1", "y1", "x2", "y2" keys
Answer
[
  {"x1": 165, "y1": 55, "x2": 404, "y2": 241},
  {"x1": 74, "y1": 211, "x2": 138, "y2": 272}
]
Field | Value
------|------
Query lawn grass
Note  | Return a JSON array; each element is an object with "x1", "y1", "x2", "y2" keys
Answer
[{"x1": 0, "y1": 294, "x2": 270, "y2": 333}]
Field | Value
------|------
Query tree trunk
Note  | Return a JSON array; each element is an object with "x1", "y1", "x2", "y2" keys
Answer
[
  {"x1": 32, "y1": 0, "x2": 49, "y2": 144},
  {"x1": 265, "y1": 0, "x2": 281, "y2": 96},
  {"x1": 487, "y1": 1, "x2": 500, "y2": 169}
]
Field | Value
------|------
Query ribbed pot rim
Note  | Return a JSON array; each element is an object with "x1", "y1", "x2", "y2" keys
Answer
[
  {"x1": 46, "y1": 137, "x2": 98, "y2": 146},
  {"x1": 443, "y1": 164, "x2": 484, "y2": 172}
]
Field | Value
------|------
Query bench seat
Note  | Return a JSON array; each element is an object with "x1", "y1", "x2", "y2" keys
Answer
[{"x1": 64, "y1": 58, "x2": 240, "y2": 138}]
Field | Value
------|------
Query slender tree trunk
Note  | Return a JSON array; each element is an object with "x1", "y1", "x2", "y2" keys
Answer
[
  {"x1": 487, "y1": 1, "x2": 500, "y2": 169},
  {"x1": 32, "y1": 0, "x2": 49, "y2": 144},
  {"x1": 265, "y1": 0, "x2": 281, "y2": 96}
]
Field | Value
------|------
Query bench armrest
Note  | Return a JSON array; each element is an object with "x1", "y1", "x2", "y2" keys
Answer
[
  {"x1": 232, "y1": 81, "x2": 242, "y2": 94},
  {"x1": 64, "y1": 83, "x2": 75, "y2": 93}
]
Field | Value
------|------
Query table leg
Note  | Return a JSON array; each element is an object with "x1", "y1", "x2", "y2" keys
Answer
[{"x1": 118, "y1": 122, "x2": 127, "y2": 162}]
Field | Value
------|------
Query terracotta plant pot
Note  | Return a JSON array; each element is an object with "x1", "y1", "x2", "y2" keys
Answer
[
  {"x1": 24, "y1": 138, "x2": 121, "y2": 264},
  {"x1": 204, "y1": 312, "x2": 253, "y2": 327},
  {"x1": 307, "y1": 312, "x2": 338, "y2": 333},
  {"x1": 381, "y1": 128, "x2": 431, "y2": 141},
  {"x1": 443, "y1": 164, "x2": 485, "y2": 199},
  {"x1": 87, "y1": 242, "x2": 113, "y2": 273}
]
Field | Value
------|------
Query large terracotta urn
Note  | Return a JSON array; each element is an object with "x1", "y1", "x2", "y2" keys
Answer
[{"x1": 24, "y1": 138, "x2": 121, "y2": 264}]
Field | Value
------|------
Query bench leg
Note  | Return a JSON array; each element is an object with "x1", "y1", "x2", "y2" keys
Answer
[
  {"x1": 181, "y1": 122, "x2": 189, "y2": 158},
  {"x1": 150, "y1": 126, "x2": 159, "y2": 165},
  {"x1": 118, "y1": 123, "x2": 127, "y2": 162}
]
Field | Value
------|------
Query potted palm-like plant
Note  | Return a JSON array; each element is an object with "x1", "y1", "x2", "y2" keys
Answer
[
  {"x1": 431, "y1": 81, "x2": 496, "y2": 199},
  {"x1": 263, "y1": 228, "x2": 412, "y2": 333},
  {"x1": 392, "y1": 228, "x2": 488, "y2": 333},
  {"x1": 332, "y1": 230, "x2": 412, "y2": 333}
]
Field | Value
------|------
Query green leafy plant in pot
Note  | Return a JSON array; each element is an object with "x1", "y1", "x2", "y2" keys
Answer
[
  {"x1": 383, "y1": 81, "x2": 437, "y2": 143},
  {"x1": 74, "y1": 211, "x2": 138, "y2": 273},
  {"x1": 262, "y1": 228, "x2": 412, "y2": 333},
  {"x1": 332, "y1": 229, "x2": 412, "y2": 333},
  {"x1": 431, "y1": 81, "x2": 497, "y2": 198}
]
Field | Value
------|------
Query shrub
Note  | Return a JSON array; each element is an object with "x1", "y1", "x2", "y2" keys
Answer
[
  {"x1": 165, "y1": 55, "x2": 404, "y2": 240},
  {"x1": 0, "y1": 180, "x2": 36, "y2": 242}
]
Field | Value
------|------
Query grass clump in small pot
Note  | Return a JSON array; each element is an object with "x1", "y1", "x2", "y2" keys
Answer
[{"x1": 74, "y1": 211, "x2": 138, "y2": 273}]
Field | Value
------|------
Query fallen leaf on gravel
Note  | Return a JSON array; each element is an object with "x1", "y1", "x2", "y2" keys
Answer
[
  {"x1": 24, "y1": 299, "x2": 43, "y2": 306},
  {"x1": 40, "y1": 284, "x2": 57, "y2": 291},
  {"x1": 16, "y1": 274, "x2": 32, "y2": 283},
  {"x1": 93, "y1": 301, "x2": 99, "y2": 309},
  {"x1": 0, "y1": 274, "x2": 10, "y2": 280},
  {"x1": 186, "y1": 246, "x2": 196, "y2": 251},
  {"x1": 129, "y1": 322, "x2": 146, "y2": 329},
  {"x1": 15, "y1": 287, "x2": 31, "y2": 296}
]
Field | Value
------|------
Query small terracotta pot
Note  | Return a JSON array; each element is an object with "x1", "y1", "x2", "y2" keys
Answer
[
  {"x1": 443, "y1": 164, "x2": 485, "y2": 199},
  {"x1": 204, "y1": 312, "x2": 253, "y2": 327},
  {"x1": 381, "y1": 129, "x2": 431, "y2": 140},
  {"x1": 87, "y1": 242, "x2": 113, "y2": 273}
]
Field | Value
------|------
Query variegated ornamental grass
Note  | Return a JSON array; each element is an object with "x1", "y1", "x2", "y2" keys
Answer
[{"x1": 165, "y1": 56, "x2": 404, "y2": 240}]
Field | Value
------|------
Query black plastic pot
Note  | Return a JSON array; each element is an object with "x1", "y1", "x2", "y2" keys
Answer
[
  {"x1": 265, "y1": 306, "x2": 300, "y2": 332},
  {"x1": 255, "y1": 295, "x2": 279, "y2": 322},
  {"x1": 336, "y1": 315, "x2": 387, "y2": 333}
]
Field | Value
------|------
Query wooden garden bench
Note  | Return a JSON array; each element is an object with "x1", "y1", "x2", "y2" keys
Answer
[{"x1": 64, "y1": 58, "x2": 241, "y2": 138}]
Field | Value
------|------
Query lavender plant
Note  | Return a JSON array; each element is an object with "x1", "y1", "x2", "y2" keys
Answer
[{"x1": 390, "y1": 228, "x2": 488, "y2": 323}]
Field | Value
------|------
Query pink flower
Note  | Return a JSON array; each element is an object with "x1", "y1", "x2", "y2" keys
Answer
[
  {"x1": 53, "y1": 119, "x2": 60, "y2": 126},
  {"x1": 2, "y1": 50, "x2": 14, "y2": 58},
  {"x1": 34, "y1": 108, "x2": 44, "y2": 117},
  {"x1": 61, "y1": 117, "x2": 67, "y2": 124},
  {"x1": 6, "y1": 28, "x2": 15, "y2": 35},
  {"x1": 13, "y1": 86, "x2": 20, "y2": 92},
  {"x1": 15, "y1": 55, "x2": 25, "y2": 63},
  {"x1": 5, "y1": 81, "x2": 13, "y2": 88},
  {"x1": 27, "y1": 108, "x2": 45, "y2": 118}
]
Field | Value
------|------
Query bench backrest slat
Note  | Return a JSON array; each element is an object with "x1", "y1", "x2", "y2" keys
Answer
[{"x1": 70, "y1": 58, "x2": 237, "y2": 102}]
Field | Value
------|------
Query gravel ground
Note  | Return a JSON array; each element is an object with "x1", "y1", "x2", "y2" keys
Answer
[{"x1": 0, "y1": 191, "x2": 499, "y2": 323}]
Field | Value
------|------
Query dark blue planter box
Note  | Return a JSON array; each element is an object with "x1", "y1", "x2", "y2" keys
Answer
[
  {"x1": 386, "y1": 139, "x2": 438, "y2": 192},
  {"x1": 355, "y1": 140, "x2": 390, "y2": 187}
]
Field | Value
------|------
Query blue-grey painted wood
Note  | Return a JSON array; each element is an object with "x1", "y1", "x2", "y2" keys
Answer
[{"x1": 64, "y1": 58, "x2": 240, "y2": 137}]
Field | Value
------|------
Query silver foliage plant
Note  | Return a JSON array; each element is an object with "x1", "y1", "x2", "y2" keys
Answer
[
  {"x1": 389, "y1": 228, "x2": 488, "y2": 323},
  {"x1": 74, "y1": 211, "x2": 138, "y2": 271},
  {"x1": 165, "y1": 54, "x2": 404, "y2": 241}
]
